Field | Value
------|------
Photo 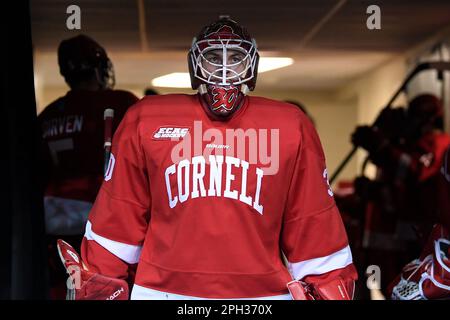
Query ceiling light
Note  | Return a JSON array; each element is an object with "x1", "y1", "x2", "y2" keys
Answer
[
  {"x1": 258, "y1": 57, "x2": 294, "y2": 73},
  {"x1": 151, "y1": 73, "x2": 192, "y2": 88}
]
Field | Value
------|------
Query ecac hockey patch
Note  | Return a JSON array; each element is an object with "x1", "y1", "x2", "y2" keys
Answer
[{"x1": 152, "y1": 126, "x2": 190, "y2": 140}]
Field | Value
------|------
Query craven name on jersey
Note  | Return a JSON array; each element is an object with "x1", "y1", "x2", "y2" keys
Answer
[
  {"x1": 165, "y1": 155, "x2": 264, "y2": 214},
  {"x1": 42, "y1": 115, "x2": 83, "y2": 138}
]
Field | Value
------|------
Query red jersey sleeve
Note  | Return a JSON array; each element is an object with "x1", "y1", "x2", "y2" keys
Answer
[
  {"x1": 280, "y1": 115, "x2": 357, "y2": 287},
  {"x1": 81, "y1": 105, "x2": 151, "y2": 282}
]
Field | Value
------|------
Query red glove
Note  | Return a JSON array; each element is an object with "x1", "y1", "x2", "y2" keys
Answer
[
  {"x1": 57, "y1": 239, "x2": 129, "y2": 300},
  {"x1": 287, "y1": 277, "x2": 353, "y2": 300}
]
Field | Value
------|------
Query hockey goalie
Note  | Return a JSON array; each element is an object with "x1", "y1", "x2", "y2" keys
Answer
[{"x1": 57, "y1": 16, "x2": 357, "y2": 300}]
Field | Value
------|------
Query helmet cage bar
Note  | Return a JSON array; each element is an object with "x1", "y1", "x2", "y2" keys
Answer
[{"x1": 190, "y1": 38, "x2": 258, "y2": 86}]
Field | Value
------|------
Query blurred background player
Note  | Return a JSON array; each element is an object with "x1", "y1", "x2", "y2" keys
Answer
[
  {"x1": 38, "y1": 34, "x2": 139, "y2": 299},
  {"x1": 388, "y1": 145, "x2": 450, "y2": 300},
  {"x1": 143, "y1": 87, "x2": 159, "y2": 96},
  {"x1": 349, "y1": 93, "x2": 450, "y2": 298}
]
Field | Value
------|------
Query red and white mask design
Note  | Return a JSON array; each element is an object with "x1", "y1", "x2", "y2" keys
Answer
[
  {"x1": 205, "y1": 85, "x2": 241, "y2": 114},
  {"x1": 188, "y1": 17, "x2": 259, "y2": 118}
]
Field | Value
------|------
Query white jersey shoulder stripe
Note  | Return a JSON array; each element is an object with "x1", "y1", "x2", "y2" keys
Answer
[
  {"x1": 287, "y1": 245, "x2": 353, "y2": 280},
  {"x1": 84, "y1": 220, "x2": 142, "y2": 264}
]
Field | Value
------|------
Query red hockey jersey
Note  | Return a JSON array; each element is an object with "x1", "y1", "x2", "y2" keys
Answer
[
  {"x1": 81, "y1": 94, "x2": 357, "y2": 299},
  {"x1": 39, "y1": 89, "x2": 138, "y2": 235}
]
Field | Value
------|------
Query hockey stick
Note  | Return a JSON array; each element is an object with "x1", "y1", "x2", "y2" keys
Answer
[
  {"x1": 330, "y1": 61, "x2": 450, "y2": 184},
  {"x1": 104, "y1": 108, "x2": 114, "y2": 175}
]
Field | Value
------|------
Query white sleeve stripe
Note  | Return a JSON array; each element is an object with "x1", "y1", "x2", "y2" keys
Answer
[
  {"x1": 84, "y1": 220, "x2": 142, "y2": 264},
  {"x1": 287, "y1": 245, "x2": 353, "y2": 280}
]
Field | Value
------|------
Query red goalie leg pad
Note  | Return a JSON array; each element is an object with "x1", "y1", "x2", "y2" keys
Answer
[
  {"x1": 389, "y1": 225, "x2": 450, "y2": 300},
  {"x1": 419, "y1": 224, "x2": 449, "y2": 261},
  {"x1": 420, "y1": 238, "x2": 450, "y2": 300}
]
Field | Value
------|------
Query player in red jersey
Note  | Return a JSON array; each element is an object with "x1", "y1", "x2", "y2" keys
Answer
[
  {"x1": 351, "y1": 94, "x2": 450, "y2": 298},
  {"x1": 388, "y1": 146, "x2": 450, "y2": 300},
  {"x1": 57, "y1": 17, "x2": 357, "y2": 300},
  {"x1": 39, "y1": 34, "x2": 138, "y2": 299}
]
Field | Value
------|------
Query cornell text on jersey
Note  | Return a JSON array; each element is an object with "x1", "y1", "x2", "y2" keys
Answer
[{"x1": 165, "y1": 155, "x2": 264, "y2": 214}]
